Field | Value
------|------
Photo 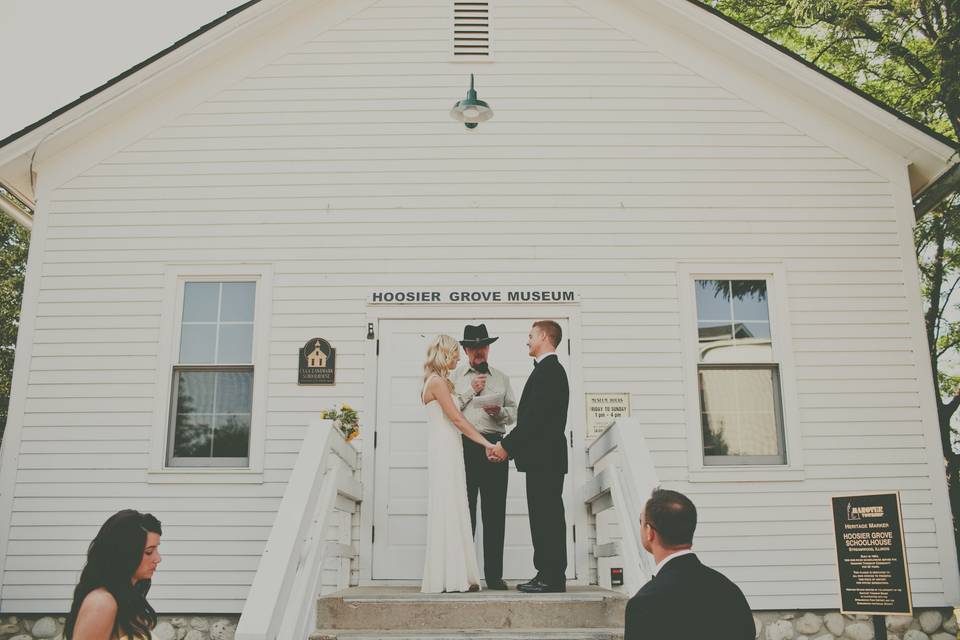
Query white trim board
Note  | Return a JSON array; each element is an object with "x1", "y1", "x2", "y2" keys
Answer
[{"x1": 148, "y1": 263, "x2": 274, "y2": 483}]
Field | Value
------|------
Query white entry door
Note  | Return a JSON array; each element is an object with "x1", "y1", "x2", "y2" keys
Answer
[{"x1": 372, "y1": 317, "x2": 575, "y2": 581}]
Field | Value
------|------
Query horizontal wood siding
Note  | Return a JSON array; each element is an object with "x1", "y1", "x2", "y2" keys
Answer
[{"x1": 3, "y1": 0, "x2": 950, "y2": 613}]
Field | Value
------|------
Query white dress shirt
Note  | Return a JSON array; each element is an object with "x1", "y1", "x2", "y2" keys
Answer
[
  {"x1": 653, "y1": 549, "x2": 695, "y2": 576},
  {"x1": 535, "y1": 351, "x2": 558, "y2": 364}
]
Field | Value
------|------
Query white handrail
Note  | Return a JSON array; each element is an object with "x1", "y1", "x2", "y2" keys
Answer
[
  {"x1": 583, "y1": 417, "x2": 658, "y2": 595},
  {"x1": 236, "y1": 418, "x2": 360, "y2": 640}
]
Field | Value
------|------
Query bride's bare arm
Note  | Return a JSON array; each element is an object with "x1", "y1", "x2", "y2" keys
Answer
[{"x1": 427, "y1": 377, "x2": 493, "y2": 449}]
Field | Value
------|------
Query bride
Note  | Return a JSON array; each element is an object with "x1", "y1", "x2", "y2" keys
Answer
[{"x1": 421, "y1": 334, "x2": 498, "y2": 593}]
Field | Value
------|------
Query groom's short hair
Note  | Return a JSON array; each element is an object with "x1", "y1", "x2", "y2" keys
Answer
[
  {"x1": 533, "y1": 320, "x2": 562, "y2": 347},
  {"x1": 644, "y1": 488, "x2": 697, "y2": 547}
]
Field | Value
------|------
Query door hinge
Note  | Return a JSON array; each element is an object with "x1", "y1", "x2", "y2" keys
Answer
[
  {"x1": 376, "y1": 339, "x2": 380, "y2": 356},
  {"x1": 367, "y1": 322, "x2": 375, "y2": 339},
  {"x1": 569, "y1": 431, "x2": 573, "y2": 448},
  {"x1": 567, "y1": 338, "x2": 571, "y2": 355},
  {"x1": 372, "y1": 525, "x2": 375, "y2": 544},
  {"x1": 374, "y1": 431, "x2": 378, "y2": 449},
  {"x1": 572, "y1": 524, "x2": 576, "y2": 543}
]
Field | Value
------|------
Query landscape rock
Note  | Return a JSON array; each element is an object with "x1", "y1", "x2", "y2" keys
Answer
[
  {"x1": 152, "y1": 621, "x2": 176, "y2": 640},
  {"x1": 844, "y1": 622, "x2": 874, "y2": 640},
  {"x1": 209, "y1": 619, "x2": 235, "y2": 640},
  {"x1": 888, "y1": 616, "x2": 915, "y2": 633},
  {"x1": 766, "y1": 620, "x2": 795, "y2": 640},
  {"x1": 918, "y1": 612, "x2": 943, "y2": 634},
  {"x1": 31, "y1": 617, "x2": 58, "y2": 639},
  {"x1": 826, "y1": 613, "x2": 846, "y2": 636},
  {"x1": 797, "y1": 613, "x2": 823, "y2": 635},
  {"x1": 942, "y1": 614, "x2": 957, "y2": 634}
]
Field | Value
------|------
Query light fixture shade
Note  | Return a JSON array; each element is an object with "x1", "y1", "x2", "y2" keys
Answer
[{"x1": 450, "y1": 74, "x2": 493, "y2": 129}]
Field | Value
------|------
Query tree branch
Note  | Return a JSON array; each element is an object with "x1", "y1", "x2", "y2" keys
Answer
[{"x1": 845, "y1": 15, "x2": 936, "y2": 81}]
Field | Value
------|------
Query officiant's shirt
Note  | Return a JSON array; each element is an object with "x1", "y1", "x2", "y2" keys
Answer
[{"x1": 453, "y1": 365, "x2": 518, "y2": 435}]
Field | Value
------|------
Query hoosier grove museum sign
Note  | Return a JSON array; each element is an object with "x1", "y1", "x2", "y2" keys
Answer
[{"x1": 368, "y1": 288, "x2": 579, "y2": 304}]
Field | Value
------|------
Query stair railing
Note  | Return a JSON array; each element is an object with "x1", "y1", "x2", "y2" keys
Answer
[
  {"x1": 236, "y1": 417, "x2": 361, "y2": 640},
  {"x1": 582, "y1": 417, "x2": 658, "y2": 596}
]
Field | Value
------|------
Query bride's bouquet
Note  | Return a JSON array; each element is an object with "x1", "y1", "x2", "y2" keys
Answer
[{"x1": 322, "y1": 403, "x2": 360, "y2": 442}]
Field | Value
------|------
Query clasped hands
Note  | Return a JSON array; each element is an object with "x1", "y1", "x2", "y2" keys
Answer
[{"x1": 486, "y1": 442, "x2": 508, "y2": 463}]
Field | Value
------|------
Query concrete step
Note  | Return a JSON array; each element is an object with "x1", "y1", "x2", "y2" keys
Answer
[
  {"x1": 312, "y1": 629, "x2": 624, "y2": 640},
  {"x1": 316, "y1": 586, "x2": 627, "y2": 631}
]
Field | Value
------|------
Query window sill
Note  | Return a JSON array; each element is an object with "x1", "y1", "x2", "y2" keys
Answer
[
  {"x1": 146, "y1": 469, "x2": 264, "y2": 484},
  {"x1": 686, "y1": 466, "x2": 805, "y2": 483}
]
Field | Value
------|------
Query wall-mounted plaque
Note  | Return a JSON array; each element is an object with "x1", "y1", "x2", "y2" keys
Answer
[
  {"x1": 299, "y1": 337, "x2": 336, "y2": 385},
  {"x1": 585, "y1": 393, "x2": 631, "y2": 438},
  {"x1": 831, "y1": 492, "x2": 912, "y2": 616}
]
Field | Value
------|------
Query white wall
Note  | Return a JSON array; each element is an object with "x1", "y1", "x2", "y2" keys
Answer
[{"x1": 1, "y1": 0, "x2": 954, "y2": 613}]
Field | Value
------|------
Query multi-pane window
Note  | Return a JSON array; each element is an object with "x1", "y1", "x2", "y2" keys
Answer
[
  {"x1": 168, "y1": 281, "x2": 256, "y2": 467},
  {"x1": 695, "y1": 279, "x2": 786, "y2": 465}
]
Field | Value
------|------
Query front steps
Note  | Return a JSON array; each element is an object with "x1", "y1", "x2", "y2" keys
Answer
[{"x1": 312, "y1": 585, "x2": 627, "y2": 640}]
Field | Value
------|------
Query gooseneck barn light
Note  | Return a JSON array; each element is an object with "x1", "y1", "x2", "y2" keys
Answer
[{"x1": 450, "y1": 74, "x2": 493, "y2": 129}]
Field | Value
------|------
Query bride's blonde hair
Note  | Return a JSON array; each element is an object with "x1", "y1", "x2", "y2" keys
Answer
[{"x1": 423, "y1": 334, "x2": 459, "y2": 391}]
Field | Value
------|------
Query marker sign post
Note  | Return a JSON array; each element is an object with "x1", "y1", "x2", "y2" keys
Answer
[{"x1": 831, "y1": 492, "x2": 912, "y2": 639}]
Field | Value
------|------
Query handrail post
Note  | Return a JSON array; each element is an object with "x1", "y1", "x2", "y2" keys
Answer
[
  {"x1": 236, "y1": 418, "x2": 361, "y2": 640},
  {"x1": 583, "y1": 418, "x2": 659, "y2": 594}
]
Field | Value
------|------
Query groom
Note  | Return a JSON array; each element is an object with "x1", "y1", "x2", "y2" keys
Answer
[{"x1": 489, "y1": 320, "x2": 569, "y2": 593}]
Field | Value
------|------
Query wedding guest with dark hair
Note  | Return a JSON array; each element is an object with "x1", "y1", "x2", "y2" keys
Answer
[
  {"x1": 625, "y1": 488, "x2": 754, "y2": 640},
  {"x1": 65, "y1": 509, "x2": 162, "y2": 640}
]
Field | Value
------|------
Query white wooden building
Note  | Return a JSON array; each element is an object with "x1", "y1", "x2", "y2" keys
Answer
[{"x1": 0, "y1": 0, "x2": 958, "y2": 625}]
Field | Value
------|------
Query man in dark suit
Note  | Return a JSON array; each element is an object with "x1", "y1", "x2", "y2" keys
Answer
[
  {"x1": 625, "y1": 489, "x2": 755, "y2": 640},
  {"x1": 489, "y1": 320, "x2": 569, "y2": 593}
]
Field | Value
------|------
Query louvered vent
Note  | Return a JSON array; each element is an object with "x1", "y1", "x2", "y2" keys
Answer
[{"x1": 454, "y1": 2, "x2": 490, "y2": 57}]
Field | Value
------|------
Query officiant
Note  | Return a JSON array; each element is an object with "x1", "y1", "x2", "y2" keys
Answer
[{"x1": 453, "y1": 323, "x2": 518, "y2": 591}]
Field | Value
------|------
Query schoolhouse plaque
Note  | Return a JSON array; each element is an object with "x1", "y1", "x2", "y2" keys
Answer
[
  {"x1": 830, "y1": 492, "x2": 912, "y2": 616},
  {"x1": 299, "y1": 338, "x2": 336, "y2": 385}
]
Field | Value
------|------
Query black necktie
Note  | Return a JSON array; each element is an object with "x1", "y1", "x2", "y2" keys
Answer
[
  {"x1": 472, "y1": 362, "x2": 490, "y2": 374},
  {"x1": 532, "y1": 359, "x2": 539, "y2": 369}
]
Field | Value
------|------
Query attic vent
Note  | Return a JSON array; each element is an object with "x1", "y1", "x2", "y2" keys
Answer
[{"x1": 454, "y1": 2, "x2": 490, "y2": 57}]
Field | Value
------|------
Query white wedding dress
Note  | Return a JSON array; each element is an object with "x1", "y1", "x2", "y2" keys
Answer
[{"x1": 421, "y1": 374, "x2": 482, "y2": 593}]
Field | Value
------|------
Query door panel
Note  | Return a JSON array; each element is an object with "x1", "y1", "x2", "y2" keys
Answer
[{"x1": 372, "y1": 318, "x2": 574, "y2": 580}]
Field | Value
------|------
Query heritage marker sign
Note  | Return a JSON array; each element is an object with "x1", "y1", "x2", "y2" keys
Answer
[
  {"x1": 368, "y1": 288, "x2": 578, "y2": 304},
  {"x1": 830, "y1": 492, "x2": 912, "y2": 616},
  {"x1": 299, "y1": 337, "x2": 336, "y2": 385}
]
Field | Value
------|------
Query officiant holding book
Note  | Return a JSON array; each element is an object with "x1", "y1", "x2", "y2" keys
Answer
[{"x1": 453, "y1": 323, "x2": 518, "y2": 591}]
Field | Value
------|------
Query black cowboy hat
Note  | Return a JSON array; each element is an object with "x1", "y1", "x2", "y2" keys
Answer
[{"x1": 460, "y1": 323, "x2": 499, "y2": 347}]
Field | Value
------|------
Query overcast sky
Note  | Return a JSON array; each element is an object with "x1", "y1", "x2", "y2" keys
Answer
[{"x1": 0, "y1": 0, "x2": 239, "y2": 140}]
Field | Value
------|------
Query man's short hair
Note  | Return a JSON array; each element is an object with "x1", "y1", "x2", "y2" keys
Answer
[
  {"x1": 644, "y1": 488, "x2": 697, "y2": 547},
  {"x1": 533, "y1": 320, "x2": 562, "y2": 348}
]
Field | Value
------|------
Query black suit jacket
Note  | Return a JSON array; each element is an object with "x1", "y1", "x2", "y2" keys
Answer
[
  {"x1": 625, "y1": 554, "x2": 754, "y2": 640},
  {"x1": 500, "y1": 354, "x2": 569, "y2": 474}
]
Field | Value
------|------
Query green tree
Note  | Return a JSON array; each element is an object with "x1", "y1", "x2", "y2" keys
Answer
[
  {"x1": 0, "y1": 214, "x2": 28, "y2": 442},
  {"x1": 700, "y1": 0, "x2": 960, "y2": 556}
]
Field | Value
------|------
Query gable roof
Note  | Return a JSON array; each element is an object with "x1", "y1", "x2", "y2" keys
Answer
[
  {"x1": 687, "y1": 0, "x2": 957, "y2": 152},
  {"x1": 0, "y1": 0, "x2": 264, "y2": 153},
  {"x1": 0, "y1": 0, "x2": 956, "y2": 219}
]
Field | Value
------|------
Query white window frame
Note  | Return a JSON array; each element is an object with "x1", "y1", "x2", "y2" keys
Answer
[
  {"x1": 148, "y1": 264, "x2": 273, "y2": 483},
  {"x1": 678, "y1": 263, "x2": 804, "y2": 482}
]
